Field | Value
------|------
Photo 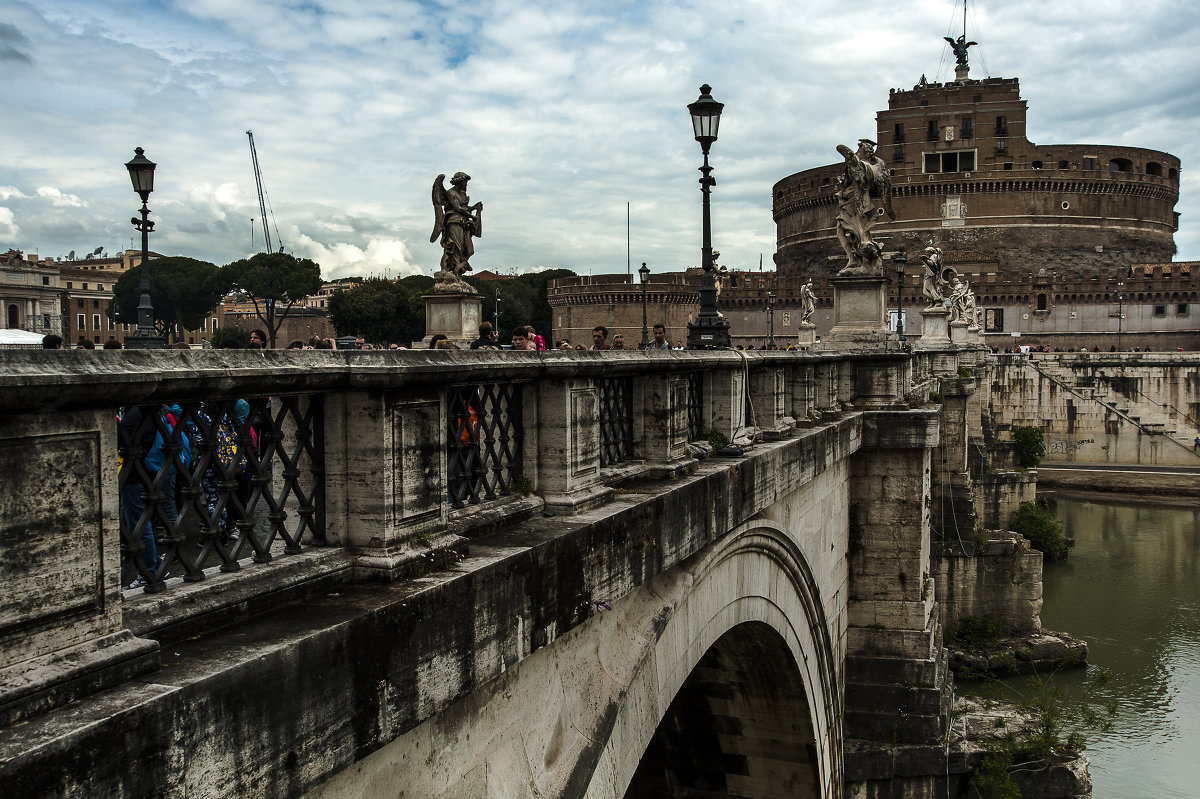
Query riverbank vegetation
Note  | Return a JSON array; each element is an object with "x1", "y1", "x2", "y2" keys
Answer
[{"x1": 1010, "y1": 501, "x2": 1068, "y2": 560}]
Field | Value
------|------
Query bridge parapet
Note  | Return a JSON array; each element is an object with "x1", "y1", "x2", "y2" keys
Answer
[{"x1": 0, "y1": 345, "x2": 978, "y2": 797}]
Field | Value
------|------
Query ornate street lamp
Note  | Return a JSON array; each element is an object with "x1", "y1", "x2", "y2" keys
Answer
[
  {"x1": 494, "y1": 291, "x2": 502, "y2": 335},
  {"x1": 685, "y1": 85, "x2": 731, "y2": 349},
  {"x1": 638, "y1": 262, "x2": 651, "y2": 349},
  {"x1": 124, "y1": 147, "x2": 164, "y2": 349},
  {"x1": 892, "y1": 249, "x2": 908, "y2": 340},
  {"x1": 765, "y1": 290, "x2": 776, "y2": 348}
]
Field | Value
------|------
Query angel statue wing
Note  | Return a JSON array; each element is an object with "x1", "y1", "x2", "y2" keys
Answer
[{"x1": 429, "y1": 174, "x2": 447, "y2": 244}]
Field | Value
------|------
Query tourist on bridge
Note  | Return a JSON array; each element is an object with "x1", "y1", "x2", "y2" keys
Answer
[{"x1": 591, "y1": 326, "x2": 611, "y2": 350}]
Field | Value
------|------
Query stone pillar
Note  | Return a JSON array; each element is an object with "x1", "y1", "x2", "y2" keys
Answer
[
  {"x1": 788, "y1": 363, "x2": 817, "y2": 424},
  {"x1": 638, "y1": 372, "x2": 698, "y2": 478},
  {"x1": 827, "y1": 274, "x2": 889, "y2": 348},
  {"x1": 932, "y1": 378, "x2": 977, "y2": 540},
  {"x1": 747, "y1": 364, "x2": 792, "y2": 438},
  {"x1": 707, "y1": 366, "x2": 748, "y2": 445},
  {"x1": 423, "y1": 290, "x2": 483, "y2": 347},
  {"x1": 844, "y1": 409, "x2": 951, "y2": 747},
  {"x1": 914, "y1": 306, "x2": 950, "y2": 350},
  {"x1": 531, "y1": 378, "x2": 612, "y2": 515},
  {"x1": 324, "y1": 389, "x2": 464, "y2": 580},
  {"x1": 0, "y1": 407, "x2": 159, "y2": 725}
]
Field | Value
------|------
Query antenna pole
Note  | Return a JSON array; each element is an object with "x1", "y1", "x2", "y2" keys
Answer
[{"x1": 626, "y1": 202, "x2": 631, "y2": 278}]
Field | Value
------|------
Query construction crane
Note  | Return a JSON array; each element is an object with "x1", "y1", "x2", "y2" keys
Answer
[{"x1": 246, "y1": 130, "x2": 283, "y2": 253}]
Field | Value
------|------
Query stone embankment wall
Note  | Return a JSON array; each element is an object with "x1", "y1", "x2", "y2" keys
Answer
[{"x1": 990, "y1": 352, "x2": 1200, "y2": 468}]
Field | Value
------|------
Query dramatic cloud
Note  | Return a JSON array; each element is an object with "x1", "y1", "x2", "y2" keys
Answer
[{"x1": 2, "y1": 0, "x2": 1197, "y2": 278}]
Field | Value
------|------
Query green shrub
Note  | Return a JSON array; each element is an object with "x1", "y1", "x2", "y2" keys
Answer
[
  {"x1": 947, "y1": 614, "x2": 1008, "y2": 653},
  {"x1": 1012, "y1": 425, "x2": 1046, "y2": 468},
  {"x1": 706, "y1": 430, "x2": 730, "y2": 451},
  {"x1": 958, "y1": 365, "x2": 972, "y2": 379},
  {"x1": 1010, "y1": 501, "x2": 1068, "y2": 560},
  {"x1": 929, "y1": 390, "x2": 944, "y2": 404}
]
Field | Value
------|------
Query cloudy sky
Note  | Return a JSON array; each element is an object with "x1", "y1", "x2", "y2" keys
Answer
[{"x1": 2, "y1": 0, "x2": 1198, "y2": 280}]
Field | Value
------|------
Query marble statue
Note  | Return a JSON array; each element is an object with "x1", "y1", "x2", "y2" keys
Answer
[
  {"x1": 920, "y1": 246, "x2": 948, "y2": 306},
  {"x1": 430, "y1": 172, "x2": 483, "y2": 290},
  {"x1": 834, "y1": 139, "x2": 894, "y2": 276},
  {"x1": 799, "y1": 278, "x2": 818, "y2": 324}
]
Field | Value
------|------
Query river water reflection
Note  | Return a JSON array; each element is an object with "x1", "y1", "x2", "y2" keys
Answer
[{"x1": 1036, "y1": 495, "x2": 1199, "y2": 799}]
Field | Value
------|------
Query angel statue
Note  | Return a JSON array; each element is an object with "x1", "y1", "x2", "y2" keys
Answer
[
  {"x1": 920, "y1": 246, "x2": 948, "y2": 306},
  {"x1": 799, "y1": 278, "x2": 818, "y2": 325},
  {"x1": 944, "y1": 35, "x2": 977, "y2": 68},
  {"x1": 429, "y1": 172, "x2": 483, "y2": 289},
  {"x1": 834, "y1": 138, "x2": 894, "y2": 277}
]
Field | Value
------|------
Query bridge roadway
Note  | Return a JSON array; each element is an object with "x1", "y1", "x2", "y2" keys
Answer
[{"x1": 0, "y1": 348, "x2": 953, "y2": 798}]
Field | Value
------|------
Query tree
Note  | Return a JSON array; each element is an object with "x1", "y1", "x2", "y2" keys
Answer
[
  {"x1": 221, "y1": 253, "x2": 323, "y2": 349},
  {"x1": 463, "y1": 268, "x2": 575, "y2": 341},
  {"x1": 210, "y1": 325, "x2": 249, "y2": 349},
  {"x1": 328, "y1": 276, "x2": 429, "y2": 344},
  {"x1": 110, "y1": 257, "x2": 225, "y2": 344}
]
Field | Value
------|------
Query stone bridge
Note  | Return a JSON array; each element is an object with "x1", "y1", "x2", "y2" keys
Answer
[{"x1": 0, "y1": 346, "x2": 998, "y2": 798}]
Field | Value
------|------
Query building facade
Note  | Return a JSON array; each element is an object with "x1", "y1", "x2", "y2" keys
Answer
[{"x1": 771, "y1": 47, "x2": 1194, "y2": 348}]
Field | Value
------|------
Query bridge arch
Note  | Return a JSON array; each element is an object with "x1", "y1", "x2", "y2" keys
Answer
[{"x1": 583, "y1": 520, "x2": 842, "y2": 799}]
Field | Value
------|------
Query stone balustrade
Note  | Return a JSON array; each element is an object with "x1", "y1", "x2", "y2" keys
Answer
[{"x1": 0, "y1": 346, "x2": 931, "y2": 729}]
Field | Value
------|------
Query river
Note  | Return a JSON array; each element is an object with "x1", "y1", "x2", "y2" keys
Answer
[{"x1": 1036, "y1": 495, "x2": 1200, "y2": 798}]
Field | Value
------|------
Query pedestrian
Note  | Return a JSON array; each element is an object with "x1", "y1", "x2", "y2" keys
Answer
[
  {"x1": 647, "y1": 324, "x2": 671, "y2": 350},
  {"x1": 591, "y1": 326, "x2": 611, "y2": 350},
  {"x1": 511, "y1": 326, "x2": 535, "y2": 350},
  {"x1": 469, "y1": 322, "x2": 499, "y2": 350},
  {"x1": 42, "y1": 334, "x2": 63, "y2": 349},
  {"x1": 249, "y1": 329, "x2": 268, "y2": 349}
]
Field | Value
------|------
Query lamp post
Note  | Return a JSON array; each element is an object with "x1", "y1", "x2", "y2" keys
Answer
[
  {"x1": 685, "y1": 85, "x2": 731, "y2": 349},
  {"x1": 892, "y1": 249, "x2": 908, "y2": 340},
  {"x1": 765, "y1": 290, "x2": 776, "y2": 348},
  {"x1": 638, "y1": 262, "x2": 651, "y2": 349},
  {"x1": 1116, "y1": 281, "x2": 1126, "y2": 351},
  {"x1": 124, "y1": 147, "x2": 163, "y2": 349},
  {"x1": 494, "y1": 291, "x2": 501, "y2": 335}
]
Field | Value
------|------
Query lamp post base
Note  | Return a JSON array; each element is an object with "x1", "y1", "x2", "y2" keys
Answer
[
  {"x1": 686, "y1": 314, "x2": 731, "y2": 349},
  {"x1": 123, "y1": 333, "x2": 167, "y2": 350}
]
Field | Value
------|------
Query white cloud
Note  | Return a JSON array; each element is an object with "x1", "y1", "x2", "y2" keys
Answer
[
  {"x1": 35, "y1": 186, "x2": 85, "y2": 207},
  {"x1": 1, "y1": 0, "x2": 1198, "y2": 271},
  {"x1": 0, "y1": 207, "x2": 19, "y2": 239}
]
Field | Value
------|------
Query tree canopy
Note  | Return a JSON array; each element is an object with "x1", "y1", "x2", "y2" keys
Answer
[
  {"x1": 222, "y1": 252, "x2": 323, "y2": 348},
  {"x1": 109, "y1": 256, "x2": 224, "y2": 344},
  {"x1": 327, "y1": 275, "x2": 431, "y2": 344},
  {"x1": 464, "y1": 269, "x2": 574, "y2": 340}
]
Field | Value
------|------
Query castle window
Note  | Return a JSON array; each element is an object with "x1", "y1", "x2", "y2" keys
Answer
[
  {"x1": 1036, "y1": 293, "x2": 1047, "y2": 311},
  {"x1": 893, "y1": 146, "x2": 906, "y2": 162},
  {"x1": 1153, "y1": 305, "x2": 1166, "y2": 317},
  {"x1": 995, "y1": 116, "x2": 1007, "y2": 135},
  {"x1": 972, "y1": 95, "x2": 982, "y2": 102},
  {"x1": 42, "y1": 276, "x2": 49, "y2": 285},
  {"x1": 995, "y1": 139, "x2": 1008, "y2": 154},
  {"x1": 1004, "y1": 162, "x2": 1013, "y2": 170},
  {"x1": 1032, "y1": 160, "x2": 1043, "y2": 170},
  {"x1": 923, "y1": 149, "x2": 976, "y2": 174},
  {"x1": 961, "y1": 118, "x2": 973, "y2": 139},
  {"x1": 926, "y1": 120, "x2": 939, "y2": 141},
  {"x1": 1178, "y1": 304, "x2": 1189, "y2": 316},
  {"x1": 1169, "y1": 168, "x2": 1178, "y2": 180},
  {"x1": 894, "y1": 123, "x2": 905, "y2": 142},
  {"x1": 1083, "y1": 157, "x2": 1097, "y2": 170},
  {"x1": 1108, "y1": 158, "x2": 1133, "y2": 173},
  {"x1": 1146, "y1": 162, "x2": 1163, "y2": 176},
  {"x1": 67, "y1": 282, "x2": 72, "y2": 288},
  {"x1": 1059, "y1": 160, "x2": 1069, "y2": 169}
]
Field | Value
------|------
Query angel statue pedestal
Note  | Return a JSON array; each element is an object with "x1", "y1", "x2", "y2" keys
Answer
[
  {"x1": 796, "y1": 322, "x2": 817, "y2": 350},
  {"x1": 423, "y1": 291, "x2": 483, "y2": 347},
  {"x1": 826, "y1": 274, "x2": 889, "y2": 349},
  {"x1": 949, "y1": 319, "x2": 970, "y2": 345},
  {"x1": 913, "y1": 306, "x2": 951, "y2": 351}
]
